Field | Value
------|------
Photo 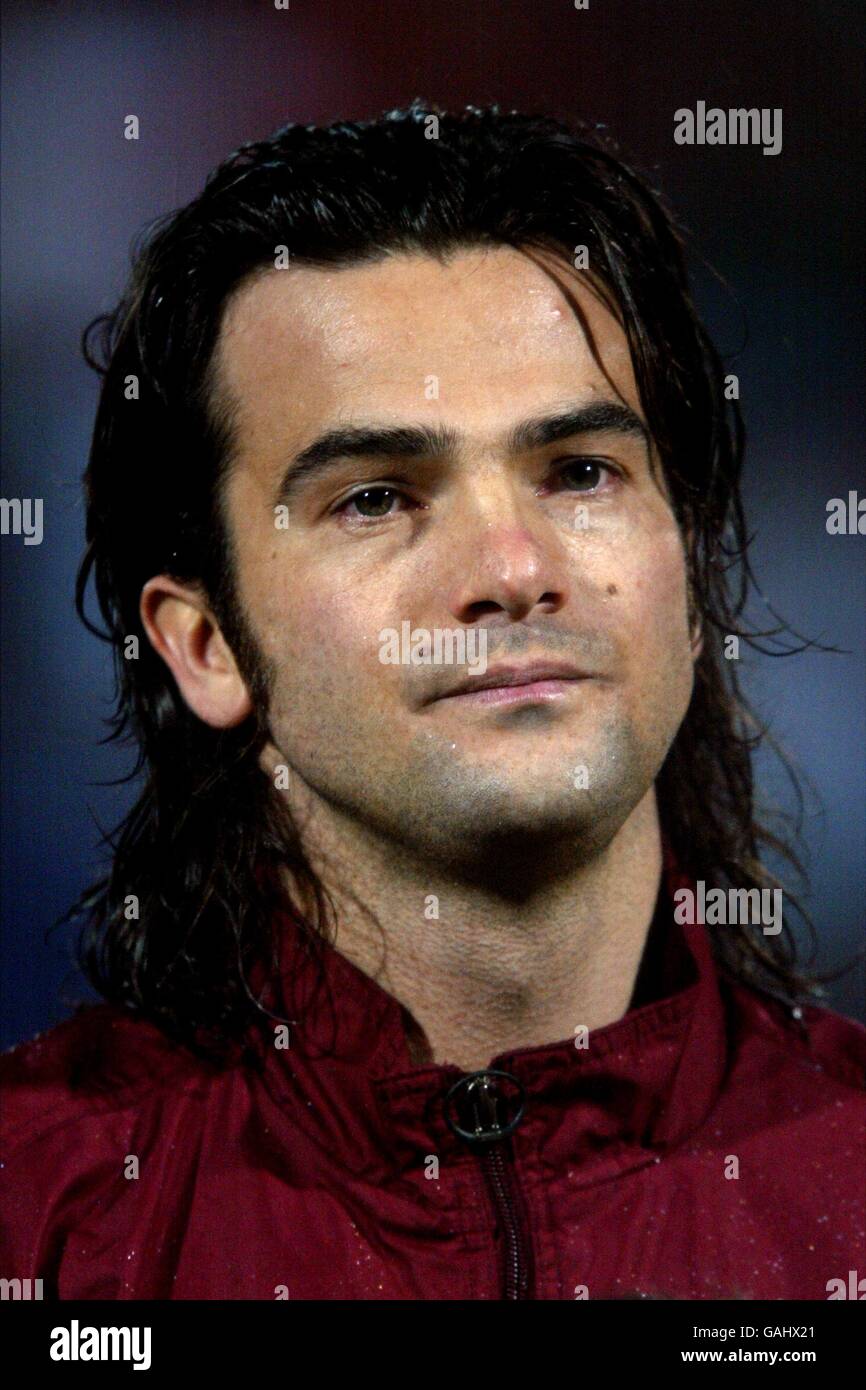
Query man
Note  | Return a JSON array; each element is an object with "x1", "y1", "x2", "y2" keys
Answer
[{"x1": 1, "y1": 102, "x2": 863, "y2": 1301}]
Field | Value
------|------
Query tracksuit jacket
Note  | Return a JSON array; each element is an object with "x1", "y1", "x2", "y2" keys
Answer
[{"x1": 1, "y1": 849, "x2": 864, "y2": 1300}]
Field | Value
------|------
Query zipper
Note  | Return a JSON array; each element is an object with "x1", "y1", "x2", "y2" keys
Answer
[
  {"x1": 478, "y1": 1138, "x2": 531, "y2": 1299},
  {"x1": 443, "y1": 1068, "x2": 533, "y2": 1300}
]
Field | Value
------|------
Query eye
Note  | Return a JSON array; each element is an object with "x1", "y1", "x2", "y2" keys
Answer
[
  {"x1": 337, "y1": 485, "x2": 407, "y2": 520},
  {"x1": 555, "y1": 458, "x2": 617, "y2": 492}
]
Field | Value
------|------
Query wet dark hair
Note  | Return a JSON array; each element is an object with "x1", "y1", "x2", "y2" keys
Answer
[{"x1": 64, "y1": 99, "x2": 837, "y2": 1063}]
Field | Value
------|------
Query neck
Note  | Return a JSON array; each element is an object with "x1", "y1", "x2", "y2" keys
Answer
[{"x1": 280, "y1": 788, "x2": 664, "y2": 1073}]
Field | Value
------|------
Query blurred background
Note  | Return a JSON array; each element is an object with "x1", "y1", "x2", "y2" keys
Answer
[{"x1": 1, "y1": 0, "x2": 863, "y2": 1046}]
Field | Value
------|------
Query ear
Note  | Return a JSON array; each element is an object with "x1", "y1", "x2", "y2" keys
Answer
[
  {"x1": 681, "y1": 526, "x2": 704, "y2": 662},
  {"x1": 139, "y1": 576, "x2": 254, "y2": 728}
]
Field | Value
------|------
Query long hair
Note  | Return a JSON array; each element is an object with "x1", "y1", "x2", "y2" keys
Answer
[{"x1": 62, "y1": 100, "x2": 835, "y2": 1064}]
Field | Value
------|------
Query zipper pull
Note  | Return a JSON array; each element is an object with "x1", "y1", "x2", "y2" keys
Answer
[{"x1": 444, "y1": 1068, "x2": 526, "y2": 1145}]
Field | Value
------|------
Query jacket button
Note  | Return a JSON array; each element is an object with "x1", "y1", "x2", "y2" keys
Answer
[{"x1": 444, "y1": 1068, "x2": 526, "y2": 1144}]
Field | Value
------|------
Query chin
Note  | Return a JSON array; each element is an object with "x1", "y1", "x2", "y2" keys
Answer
[{"x1": 446, "y1": 785, "x2": 615, "y2": 849}]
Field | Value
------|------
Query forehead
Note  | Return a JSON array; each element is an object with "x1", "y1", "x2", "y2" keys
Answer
[{"x1": 213, "y1": 246, "x2": 642, "y2": 459}]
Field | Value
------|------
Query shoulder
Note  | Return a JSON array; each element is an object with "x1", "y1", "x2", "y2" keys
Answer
[
  {"x1": 724, "y1": 978, "x2": 865, "y2": 1096},
  {"x1": 0, "y1": 1005, "x2": 235, "y2": 1286},
  {"x1": 0, "y1": 1003, "x2": 213, "y2": 1160}
]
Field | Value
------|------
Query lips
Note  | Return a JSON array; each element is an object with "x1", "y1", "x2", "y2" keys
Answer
[{"x1": 434, "y1": 661, "x2": 590, "y2": 702}]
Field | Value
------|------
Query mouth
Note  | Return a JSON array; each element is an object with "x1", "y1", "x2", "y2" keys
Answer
[{"x1": 431, "y1": 662, "x2": 592, "y2": 708}]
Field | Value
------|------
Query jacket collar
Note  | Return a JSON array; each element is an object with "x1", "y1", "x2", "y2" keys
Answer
[{"x1": 255, "y1": 842, "x2": 729, "y2": 1167}]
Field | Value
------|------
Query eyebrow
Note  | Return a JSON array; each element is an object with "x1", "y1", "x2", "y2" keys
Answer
[{"x1": 273, "y1": 399, "x2": 650, "y2": 507}]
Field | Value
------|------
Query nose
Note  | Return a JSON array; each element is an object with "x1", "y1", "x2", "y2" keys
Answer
[{"x1": 443, "y1": 475, "x2": 570, "y2": 625}]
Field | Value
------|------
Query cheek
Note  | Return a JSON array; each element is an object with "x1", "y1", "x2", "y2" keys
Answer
[
  {"x1": 629, "y1": 542, "x2": 689, "y2": 627},
  {"x1": 257, "y1": 567, "x2": 385, "y2": 706},
  {"x1": 611, "y1": 528, "x2": 694, "y2": 684}
]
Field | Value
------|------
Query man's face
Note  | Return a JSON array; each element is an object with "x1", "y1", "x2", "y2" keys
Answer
[{"x1": 213, "y1": 247, "x2": 697, "y2": 866}]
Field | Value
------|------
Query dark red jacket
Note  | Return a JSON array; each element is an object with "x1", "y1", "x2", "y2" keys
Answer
[{"x1": 2, "y1": 854, "x2": 864, "y2": 1300}]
